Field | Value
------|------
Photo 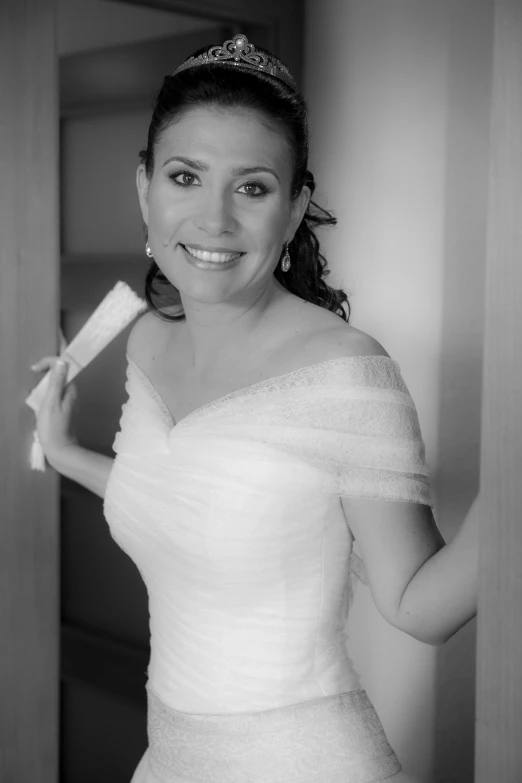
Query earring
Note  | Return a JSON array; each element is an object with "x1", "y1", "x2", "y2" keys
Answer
[
  {"x1": 145, "y1": 240, "x2": 153, "y2": 258},
  {"x1": 281, "y1": 242, "x2": 291, "y2": 272}
]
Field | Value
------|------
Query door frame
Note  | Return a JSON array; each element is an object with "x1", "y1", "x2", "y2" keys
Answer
[
  {"x1": 474, "y1": 0, "x2": 522, "y2": 779},
  {"x1": 0, "y1": 2, "x2": 59, "y2": 781}
]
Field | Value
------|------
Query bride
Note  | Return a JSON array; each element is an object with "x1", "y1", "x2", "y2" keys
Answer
[{"x1": 31, "y1": 33, "x2": 479, "y2": 783}]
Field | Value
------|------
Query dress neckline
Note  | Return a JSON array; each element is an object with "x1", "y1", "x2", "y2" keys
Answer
[{"x1": 126, "y1": 353, "x2": 399, "y2": 431}]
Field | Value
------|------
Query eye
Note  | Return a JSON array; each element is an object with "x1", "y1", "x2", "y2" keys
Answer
[
  {"x1": 169, "y1": 170, "x2": 199, "y2": 187},
  {"x1": 236, "y1": 181, "x2": 269, "y2": 198}
]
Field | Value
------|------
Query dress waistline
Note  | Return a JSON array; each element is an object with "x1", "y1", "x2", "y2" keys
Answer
[{"x1": 146, "y1": 685, "x2": 402, "y2": 782}]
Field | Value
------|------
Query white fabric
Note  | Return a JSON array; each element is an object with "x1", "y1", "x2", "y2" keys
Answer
[
  {"x1": 104, "y1": 354, "x2": 432, "y2": 722},
  {"x1": 129, "y1": 685, "x2": 402, "y2": 783}
]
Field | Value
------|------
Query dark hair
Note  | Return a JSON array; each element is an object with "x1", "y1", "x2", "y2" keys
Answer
[{"x1": 139, "y1": 49, "x2": 351, "y2": 323}]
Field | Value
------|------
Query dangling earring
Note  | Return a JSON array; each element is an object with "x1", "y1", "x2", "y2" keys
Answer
[
  {"x1": 281, "y1": 242, "x2": 291, "y2": 272},
  {"x1": 145, "y1": 240, "x2": 153, "y2": 258}
]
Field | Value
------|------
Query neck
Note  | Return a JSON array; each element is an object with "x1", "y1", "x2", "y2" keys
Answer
[{"x1": 177, "y1": 278, "x2": 289, "y2": 372}]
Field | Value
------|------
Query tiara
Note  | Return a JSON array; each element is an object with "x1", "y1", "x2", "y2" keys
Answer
[{"x1": 172, "y1": 33, "x2": 297, "y2": 92}]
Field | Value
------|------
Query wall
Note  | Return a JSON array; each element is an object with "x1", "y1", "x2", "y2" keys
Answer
[{"x1": 304, "y1": 1, "x2": 493, "y2": 780}]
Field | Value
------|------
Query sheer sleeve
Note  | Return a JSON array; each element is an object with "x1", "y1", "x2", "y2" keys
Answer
[
  {"x1": 322, "y1": 359, "x2": 433, "y2": 507},
  {"x1": 202, "y1": 356, "x2": 434, "y2": 510}
]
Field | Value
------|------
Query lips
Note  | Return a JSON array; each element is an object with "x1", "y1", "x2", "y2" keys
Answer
[{"x1": 181, "y1": 244, "x2": 244, "y2": 264}]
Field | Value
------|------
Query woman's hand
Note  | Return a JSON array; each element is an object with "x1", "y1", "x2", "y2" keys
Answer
[
  {"x1": 30, "y1": 355, "x2": 79, "y2": 468},
  {"x1": 29, "y1": 351, "x2": 113, "y2": 497}
]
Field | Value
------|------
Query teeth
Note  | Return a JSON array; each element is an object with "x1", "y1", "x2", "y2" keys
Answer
[{"x1": 184, "y1": 245, "x2": 241, "y2": 263}]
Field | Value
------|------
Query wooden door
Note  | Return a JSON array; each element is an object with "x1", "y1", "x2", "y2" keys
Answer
[
  {"x1": 0, "y1": 1, "x2": 59, "y2": 782},
  {"x1": 475, "y1": 0, "x2": 522, "y2": 779}
]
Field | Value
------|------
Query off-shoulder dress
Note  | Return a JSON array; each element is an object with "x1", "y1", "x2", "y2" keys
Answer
[{"x1": 103, "y1": 354, "x2": 433, "y2": 783}]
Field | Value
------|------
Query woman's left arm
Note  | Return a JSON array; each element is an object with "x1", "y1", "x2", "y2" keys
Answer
[
  {"x1": 394, "y1": 494, "x2": 480, "y2": 645},
  {"x1": 325, "y1": 328, "x2": 480, "y2": 646},
  {"x1": 342, "y1": 493, "x2": 480, "y2": 646}
]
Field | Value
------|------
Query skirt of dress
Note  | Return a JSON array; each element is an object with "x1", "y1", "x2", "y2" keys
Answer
[{"x1": 130, "y1": 685, "x2": 402, "y2": 783}]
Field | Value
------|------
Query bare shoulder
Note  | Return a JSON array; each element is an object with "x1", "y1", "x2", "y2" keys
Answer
[
  {"x1": 126, "y1": 310, "x2": 173, "y2": 367},
  {"x1": 302, "y1": 310, "x2": 391, "y2": 361},
  {"x1": 276, "y1": 296, "x2": 391, "y2": 366}
]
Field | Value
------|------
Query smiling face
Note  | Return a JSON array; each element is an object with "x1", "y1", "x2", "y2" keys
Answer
[{"x1": 136, "y1": 107, "x2": 310, "y2": 310}]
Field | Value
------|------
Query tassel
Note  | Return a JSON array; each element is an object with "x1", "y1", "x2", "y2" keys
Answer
[{"x1": 29, "y1": 430, "x2": 46, "y2": 472}]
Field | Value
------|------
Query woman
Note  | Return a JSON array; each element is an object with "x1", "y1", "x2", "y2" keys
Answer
[{"x1": 32, "y1": 34, "x2": 479, "y2": 783}]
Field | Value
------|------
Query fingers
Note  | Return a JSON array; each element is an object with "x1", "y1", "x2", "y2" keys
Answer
[
  {"x1": 49, "y1": 358, "x2": 68, "y2": 395},
  {"x1": 35, "y1": 358, "x2": 69, "y2": 410},
  {"x1": 30, "y1": 356, "x2": 62, "y2": 373}
]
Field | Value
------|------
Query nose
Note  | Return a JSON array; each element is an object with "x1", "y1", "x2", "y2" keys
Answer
[{"x1": 193, "y1": 187, "x2": 237, "y2": 236}]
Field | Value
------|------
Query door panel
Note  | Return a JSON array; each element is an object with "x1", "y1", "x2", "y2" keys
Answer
[
  {"x1": 0, "y1": 1, "x2": 59, "y2": 781},
  {"x1": 475, "y1": 0, "x2": 522, "y2": 778}
]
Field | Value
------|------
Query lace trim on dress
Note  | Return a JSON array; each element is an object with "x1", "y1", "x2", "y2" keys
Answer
[
  {"x1": 179, "y1": 355, "x2": 403, "y2": 427},
  {"x1": 146, "y1": 684, "x2": 402, "y2": 782},
  {"x1": 125, "y1": 354, "x2": 403, "y2": 428},
  {"x1": 126, "y1": 357, "x2": 175, "y2": 428},
  {"x1": 121, "y1": 354, "x2": 434, "y2": 513}
]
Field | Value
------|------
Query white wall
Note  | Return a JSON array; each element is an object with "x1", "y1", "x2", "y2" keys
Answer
[{"x1": 304, "y1": 1, "x2": 493, "y2": 780}]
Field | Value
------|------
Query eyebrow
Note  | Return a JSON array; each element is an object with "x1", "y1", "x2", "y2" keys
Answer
[{"x1": 162, "y1": 156, "x2": 281, "y2": 183}]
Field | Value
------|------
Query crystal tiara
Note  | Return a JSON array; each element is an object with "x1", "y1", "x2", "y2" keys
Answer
[{"x1": 172, "y1": 33, "x2": 297, "y2": 92}]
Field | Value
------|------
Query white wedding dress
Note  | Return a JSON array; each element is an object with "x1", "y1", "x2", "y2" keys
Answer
[{"x1": 103, "y1": 354, "x2": 433, "y2": 783}]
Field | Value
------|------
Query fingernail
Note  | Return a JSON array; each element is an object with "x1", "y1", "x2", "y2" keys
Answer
[
  {"x1": 55, "y1": 359, "x2": 66, "y2": 372},
  {"x1": 30, "y1": 363, "x2": 37, "y2": 371}
]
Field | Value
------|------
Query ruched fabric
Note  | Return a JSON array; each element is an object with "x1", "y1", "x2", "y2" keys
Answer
[{"x1": 103, "y1": 354, "x2": 432, "y2": 780}]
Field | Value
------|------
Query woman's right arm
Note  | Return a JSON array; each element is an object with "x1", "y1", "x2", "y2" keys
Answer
[
  {"x1": 46, "y1": 444, "x2": 113, "y2": 500},
  {"x1": 30, "y1": 356, "x2": 113, "y2": 499}
]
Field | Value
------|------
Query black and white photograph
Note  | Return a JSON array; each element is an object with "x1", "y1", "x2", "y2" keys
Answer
[{"x1": 1, "y1": 1, "x2": 520, "y2": 782}]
